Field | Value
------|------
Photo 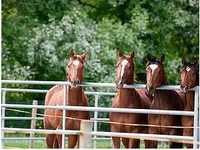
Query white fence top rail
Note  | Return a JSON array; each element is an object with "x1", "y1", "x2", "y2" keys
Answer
[
  {"x1": 1, "y1": 104, "x2": 194, "y2": 116},
  {"x1": 1, "y1": 80, "x2": 198, "y2": 91}
]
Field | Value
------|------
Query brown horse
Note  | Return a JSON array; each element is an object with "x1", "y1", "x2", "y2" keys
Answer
[
  {"x1": 180, "y1": 57, "x2": 199, "y2": 148},
  {"x1": 110, "y1": 49, "x2": 151, "y2": 148},
  {"x1": 44, "y1": 49, "x2": 90, "y2": 148},
  {"x1": 144, "y1": 53, "x2": 184, "y2": 148}
]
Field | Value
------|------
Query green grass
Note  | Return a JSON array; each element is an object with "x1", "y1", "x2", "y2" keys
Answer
[{"x1": 3, "y1": 134, "x2": 171, "y2": 149}]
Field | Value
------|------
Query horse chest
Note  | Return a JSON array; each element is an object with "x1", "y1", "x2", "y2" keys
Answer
[{"x1": 111, "y1": 112, "x2": 139, "y2": 123}]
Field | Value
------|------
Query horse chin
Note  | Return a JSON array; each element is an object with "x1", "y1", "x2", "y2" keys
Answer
[
  {"x1": 70, "y1": 82, "x2": 80, "y2": 88},
  {"x1": 71, "y1": 83, "x2": 78, "y2": 88},
  {"x1": 116, "y1": 81, "x2": 124, "y2": 88}
]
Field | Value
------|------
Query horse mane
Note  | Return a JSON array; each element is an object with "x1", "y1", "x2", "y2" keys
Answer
[{"x1": 196, "y1": 65, "x2": 199, "y2": 86}]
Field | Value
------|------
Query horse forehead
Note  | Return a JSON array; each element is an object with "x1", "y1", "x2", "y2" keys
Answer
[
  {"x1": 148, "y1": 64, "x2": 158, "y2": 74},
  {"x1": 121, "y1": 59, "x2": 128, "y2": 66},
  {"x1": 72, "y1": 60, "x2": 80, "y2": 66},
  {"x1": 186, "y1": 66, "x2": 191, "y2": 72}
]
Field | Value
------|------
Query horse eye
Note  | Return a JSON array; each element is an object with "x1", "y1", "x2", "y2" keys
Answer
[{"x1": 68, "y1": 65, "x2": 70, "y2": 68}]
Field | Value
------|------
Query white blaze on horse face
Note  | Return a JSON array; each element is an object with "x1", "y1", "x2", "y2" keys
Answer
[
  {"x1": 186, "y1": 66, "x2": 191, "y2": 72},
  {"x1": 149, "y1": 64, "x2": 158, "y2": 75},
  {"x1": 120, "y1": 59, "x2": 128, "y2": 78},
  {"x1": 73, "y1": 60, "x2": 79, "y2": 67}
]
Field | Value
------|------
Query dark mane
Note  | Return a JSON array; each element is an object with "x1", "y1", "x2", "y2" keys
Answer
[{"x1": 146, "y1": 59, "x2": 163, "y2": 67}]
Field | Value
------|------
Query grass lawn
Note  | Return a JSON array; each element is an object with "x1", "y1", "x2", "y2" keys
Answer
[{"x1": 3, "y1": 134, "x2": 171, "y2": 149}]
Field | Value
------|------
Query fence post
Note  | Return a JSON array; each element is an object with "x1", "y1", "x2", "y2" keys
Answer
[
  {"x1": 199, "y1": 88, "x2": 200, "y2": 149},
  {"x1": 62, "y1": 85, "x2": 67, "y2": 149},
  {"x1": 93, "y1": 94, "x2": 99, "y2": 149},
  {"x1": 193, "y1": 88, "x2": 199, "y2": 149},
  {"x1": 29, "y1": 100, "x2": 38, "y2": 148},
  {"x1": 1, "y1": 91, "x2": 6, "y2": 148},
  {"x1": 80, "y1": 120, "x2": 92, "y2": 148}
]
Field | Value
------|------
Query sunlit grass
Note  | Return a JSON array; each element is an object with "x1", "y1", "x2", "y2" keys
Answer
[{"x1": 3, "y1": 134, "x2": 172, "y2": 149}]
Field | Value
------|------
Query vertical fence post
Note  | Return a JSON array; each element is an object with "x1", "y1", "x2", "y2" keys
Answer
[
  {"x1": 93, "y1": 94, "x2": 99, "y2": 149},
  {"x1": 80, "y1": 120, "x2": 92, "y2": 148},
  {"x1": 193, "y1": 87, "x2": 199, "y2": 149},
  {"x1": 62, "y1": 85, "x2": 67, "y2": 149},
  {"x1": 1, "y1": 91, "x2": 6, "y2": 148},
  {"x1": 29, "y1": 100, "x2": 38, "y2": 148},
  {"x1": 198, "y1": 87, "x2": 200, "y2": 149}
]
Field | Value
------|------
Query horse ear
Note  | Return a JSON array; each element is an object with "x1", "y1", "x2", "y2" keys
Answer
[
  {"x1": 129, "y1": 51, "x2": 135, "y2": 59},
  {"x1": 146, "y1": 53, "x2": 151, "y2": 61},
  {"x1": 118, "y1": 48, "x2": 123, "y2": 57},
  {"x1": 81, "y1": 51, "x2": 87, "y2": 61},
  {"x1": 193, "y1": 57, "x2": 198, "y2": 66},
  {"x1": 182, "y1": 56, "x2": 186, "y2": 64},
  {"x1": 160, "y1": 53, "x2": 165, "y2": 62},
  {"x1": 69, "y1": 49, "x2": 75, "y2": 58}
]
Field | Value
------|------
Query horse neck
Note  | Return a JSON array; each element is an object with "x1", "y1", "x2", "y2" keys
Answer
[
  {"x1": 67, "y1": 86, "x2": 83, "y2": 105},
  {"x1": 184, "y1": 91, "x2": 194, "y2": 111},
  {"x1": 153, "y1": 73, "x2": 171, "y2": 107},
  {"x1": 117, "y1": 88, "x2": 139, "y2": 107}
]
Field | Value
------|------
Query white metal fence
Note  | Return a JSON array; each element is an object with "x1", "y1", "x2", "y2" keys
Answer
[{"x1": 1, "y1": 80, "x2": 199, "y2": 149}]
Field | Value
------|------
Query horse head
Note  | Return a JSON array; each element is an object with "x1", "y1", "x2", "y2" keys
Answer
[
  {"x1": 67, "y1": 49, "x2": 87, "y2": 87},
  {"x1": 115, "y1": 48, "x2": 135, "y2": 88},
  {"x1": 145, "y1": 53, "x2": 166, "y2": 95},
  {"x1": 180, "y1": 57, "x2": 198, "y2": 92}
]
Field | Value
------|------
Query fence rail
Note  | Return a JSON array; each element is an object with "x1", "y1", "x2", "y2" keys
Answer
[
  {"x1": 1, "y1": 80, "x2": 198, "y2": 90},
  {"x1": 1, "y1": 80, "x2": 199, "y2": 149},
  {"x1": 1, "y1": 104, "x2": 195, "y2": 116}
]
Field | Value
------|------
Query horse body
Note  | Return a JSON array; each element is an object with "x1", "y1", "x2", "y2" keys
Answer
[
  {"x1": 180, "y1": 57, "x2": 199, "y2": 148},
  {"x1": 136, "y1": 89, "x2": 154, "y2": 103},
  {"x1": 44, "y1": 49, "x2": 90, "y2": 148},
  {"x1": 110, "y1": 49, "x2": 151, "y2": 148},
  {"x1": 148, "y1": 90, "x2": 183, "y2": 136},
  {"x1": 145, "y1": 54, "x2": 184, "y2": 148}
]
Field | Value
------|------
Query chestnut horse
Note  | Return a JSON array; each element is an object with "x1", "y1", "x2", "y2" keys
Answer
[
  {"x1": 110, "y1": 49, "x2": 151, "y2": 148},
  {"x1": 144, "y1": 53, "x2": 184, "y2": 148},
  {"x1": 180, "y1": 57, "x2": 199, "y2": 148},
  {"x1": 44, "y1": 49, "x2": 90, "y2": 148}
]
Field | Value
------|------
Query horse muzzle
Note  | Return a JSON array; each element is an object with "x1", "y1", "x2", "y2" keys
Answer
[
  {"x1": 115, "y1": 79, "x2": 124, "y2": 88},
  {"x1": 145, "y1": 85, "x2": 155, "y2": 95},
  {"x1": 180, "y1": 85, "x2": 188, "y2": 92},
  {"x1": 71, "y1": 80, "x2": 80, "y2": 87}
]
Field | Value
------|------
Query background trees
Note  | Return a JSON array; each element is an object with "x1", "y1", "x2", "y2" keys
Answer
[{"x1": 2, "y1": 0, "x2": 199, "y2": 128}]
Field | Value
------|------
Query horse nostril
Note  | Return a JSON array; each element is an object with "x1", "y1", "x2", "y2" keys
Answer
[
  {"x1": 145, "y1": 86, "x2": 150, "y2": 93},
  {"x1": 77, "y1": 80, "x2": 80, "y2": 84},
  {"x1": 145, "y1": 86, "x2": 154, "y2": 94}
]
